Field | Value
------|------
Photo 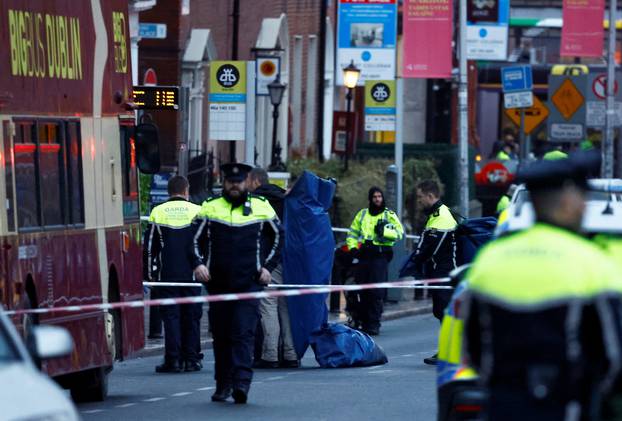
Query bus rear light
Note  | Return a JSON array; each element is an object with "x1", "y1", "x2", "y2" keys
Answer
[
  {"x1": 121, "y1": 232, "x2": 130, "y2": 253},
  {"x1": 454, "y1": 404, "x2": 482, "y2": 413}
]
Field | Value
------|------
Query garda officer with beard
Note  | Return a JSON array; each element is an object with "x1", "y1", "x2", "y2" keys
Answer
[
  {"x1": 192, "y1": 163, "x2": 283, "y2": 404},
  {"x1": 346, "y1": 187, "x2": 403, "y2": 336}
]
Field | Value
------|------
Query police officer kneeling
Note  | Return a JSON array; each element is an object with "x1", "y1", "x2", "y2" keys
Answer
[
  {"x1": 192, "y1": 163, "x2": 283, "y2": 404},
  {"x1": 144, "y1": 176, "x2": 203, "y2": 373},
  {"x1": 464, "y1": 152, "x2": 622, "y2": 420}
]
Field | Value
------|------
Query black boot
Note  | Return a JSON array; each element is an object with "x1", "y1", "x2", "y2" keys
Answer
[
  {"x1": 423, "y1": 353, "x2": 438, "y2": 365},
  {"x1": 155, "y1": 360, "x2": 182, "y2": 373},
  {"x1": 211, "y1": 384, "x2": 232, "y2": 402},
  {"x1": 232, "y1": 385, "x2": 249, "y2": 404},
  {"x1": 253, "y1": 359, "x2": 279, "y2": 369},
  {"x1": 184, "y1": 360, "x2": 202, "y2": 372}
]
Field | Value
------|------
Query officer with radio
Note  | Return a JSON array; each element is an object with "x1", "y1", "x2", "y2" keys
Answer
[
  {"x1": 192, "y1": 163, "x2": 283, "y2": 405},
  {"x1": 346, "y1": 187, "x2": 404, "y2": 336}
]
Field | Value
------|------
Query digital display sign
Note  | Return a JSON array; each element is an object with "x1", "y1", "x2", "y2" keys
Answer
[{"x1": 132, "y1": 85, "x2": 179, "y2": 110}]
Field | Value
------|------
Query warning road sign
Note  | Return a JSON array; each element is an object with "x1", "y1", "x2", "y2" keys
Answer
[
  {"x1": 504, "y1": 96, "x2": 549, "y2": 134},
  {"x1": 592, "y1": 74, "x2": 619, "y2": 100},
  {"x1": 551, "y1": 78, "x2": 584, "y2": 120}
]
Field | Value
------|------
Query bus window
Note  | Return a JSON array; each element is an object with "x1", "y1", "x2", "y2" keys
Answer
[
  {"x1": 65, "y1": 122, "x2": 84, "y2": 225},
  {"x1": 120, "y1": 125, "x2": 139, "y2": 220},
  {"x1": 2, "y1": 122, "x2": 15, "y2": 232},
  {"x1": 37, "y1": 122, "x2": 64, "y2": 227},
  {"x1": 14, "y1": 121, "x2": 40, "y2": 229}
]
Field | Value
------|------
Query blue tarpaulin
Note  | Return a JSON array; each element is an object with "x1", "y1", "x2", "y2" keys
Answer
[{"x1": 283, "y1": 171, "x2": 336, "y2": 359}]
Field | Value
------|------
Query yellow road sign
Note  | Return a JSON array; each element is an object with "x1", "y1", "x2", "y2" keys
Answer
[
  {"x1": 551, "y1": 78, "x2": 584, "y2": 120},
  {"x1": 504, "y1": 96, "x2": 550, "y2": 135}
]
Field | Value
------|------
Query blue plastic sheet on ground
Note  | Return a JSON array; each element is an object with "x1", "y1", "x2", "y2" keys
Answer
[
  {"x1": 283, "y1": 171, "x2": 336, "y2": 359},
  {"x1": 309, "y1": 323, "x2": 388, "y2": 368}
]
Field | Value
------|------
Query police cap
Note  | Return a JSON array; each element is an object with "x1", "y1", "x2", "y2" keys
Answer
[
  {"x1": 221, "y1": 162, "x2": 253, "y2": 182},
  {"x1": 517, "y1": 150, "x2": 600, "y2": 192}
]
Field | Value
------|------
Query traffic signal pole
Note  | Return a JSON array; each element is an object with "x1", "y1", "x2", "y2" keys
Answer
[
  {"x1": 458, "y1": 0, "x2": 469, "y2": 216},
  {"x1": 603, "y1": 0, "x2": 617, "y2": 178}
]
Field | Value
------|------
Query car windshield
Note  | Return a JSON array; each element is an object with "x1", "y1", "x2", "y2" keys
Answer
[{"x1": 0, "y1": 321, "x2": 19, "y2": 363}]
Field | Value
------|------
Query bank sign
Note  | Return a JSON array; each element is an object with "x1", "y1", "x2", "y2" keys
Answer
[
  {"x1": 364, "y1": 80, "x2": 396, "y2": 131},
  {"x1": 336, "y1": 0, "x2": 397, "y2": 86}
]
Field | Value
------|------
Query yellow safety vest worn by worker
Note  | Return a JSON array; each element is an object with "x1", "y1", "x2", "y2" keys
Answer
[
  {"x1": 496, "y1": 195, "x2": 510, "y2": 214},
  {"x1": 543, "y1": 150, "x2": 568, "y2": 160},
  {"x1": 192, "y1": 194, "x2": 283, "y2": 294},
  {"x1": 496, "y1": 150, "x2": 511, "y2": 161},
  {"x1": 464, "y1": 223, "x2": 622, "y2": 416},
  {"x1": 346, "y1": 208, "x2": 404, "y2": 250},
  {"x1": 144, "y1": 198, "x2": 201, "y2": 282}
]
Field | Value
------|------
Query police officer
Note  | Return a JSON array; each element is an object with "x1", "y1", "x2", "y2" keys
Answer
[
  {"x1": 346, "y1": 187, "x2": 403, "y2": 336},
  {"x1": 192, "y1": 163, "x2": 283, "y2": 404},
  {"x1": 464, "y1": 152, "x2": 622, "y2": 420},
  {"x1": 143, "y1": 175, "x2": 203, "y2": 373},
  {"x1": 406, "y1": 180, "x2": 458, "y2": 365}
]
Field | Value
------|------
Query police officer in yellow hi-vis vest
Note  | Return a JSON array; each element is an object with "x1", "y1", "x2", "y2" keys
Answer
[
  {"x1": 143, "y1": 175, "x2": 203, "y2": 374},
  {"x1": 192, "y1": 163, "x2": 282, "y2": 405},
  {"x1": 464, "y1": 152, "x2": 622, "y2": 420},
  {"x1": 346, "y1": 187, "x2": 403, "y2": 336}
]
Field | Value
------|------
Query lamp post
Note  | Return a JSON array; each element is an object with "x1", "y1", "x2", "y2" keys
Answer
[
  {"x1": 342, "y1": 60, "x2": 360, "y2": 171},
  {"x1": 268, "y1": 75, "x2": 287, "y2": 171}
]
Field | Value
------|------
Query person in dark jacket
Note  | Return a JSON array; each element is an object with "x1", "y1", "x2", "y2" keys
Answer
[
  {"x1": 193, "y1": 163, "x2": 283, "y2": 404},
  {"x1": 143, "y1": 175, "x2": 203, "y2": 373},
  {"x1": 246, "y1": 168, "x2": 298, "y2": 369}
]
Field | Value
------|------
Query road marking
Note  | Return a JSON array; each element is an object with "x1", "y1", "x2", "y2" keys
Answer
[
  {"x1": 400, "y1": 354, "x2": 414, "y2": 357},
  {"x1": 143, "y1": 397, "x2": 166, "y2": 402},
  {"x1": 265, "y1": 376, "x2": 285, "y2": 381},
  {"x1": 115, "y1": 403, "x2": 137, "y2": 408},
  {"x1": 368, "y1": 370, "x2": 393, "y2": 374},
  {"x1": 82, "y1": 409, "x2": 104, "y2": 414},
  {"x1": 366, "y1": 365, "x2": 383, "y2": 370},
  {"x1": 171, "y1": 392, "x2": 193, "y2": 397},
  {"x1": 196, "y1": 386, "x2": 215, "y2": 391}
]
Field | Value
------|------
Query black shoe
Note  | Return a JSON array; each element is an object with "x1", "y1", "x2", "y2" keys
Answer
[
  {"x1": 280, "y1": 359, "x2": 300, "y2": 368},
  {"x1": 155, "y1": 361, "x2": 182, "y2": 373},
  {"x1": 253, "y1": 359, "x2": 279, "y2": 369},
  {"x1": 147, "y1": 333, "x2": 163, "y2": 339},
  {"x1": 211, "y1": 385, "x2": 232, "y2": 402},
  {"x1": 232, "y1": 387, "x2": 248, "y2": 404},
  {"x1": 423, "y1": 353, "x2": 438, "y2": 365},
  {"x1": 184, "y1": 360, "x2": 202, "y2": 372}
]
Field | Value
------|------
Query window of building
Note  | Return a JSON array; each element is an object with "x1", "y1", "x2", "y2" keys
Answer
[{"x1": 120, "y1": 124, "x2": 139, "y2": 220}]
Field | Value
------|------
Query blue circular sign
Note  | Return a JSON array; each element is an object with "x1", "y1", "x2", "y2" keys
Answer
[
  {"x1": 361, "y1": 51, "x2": 372, "y2": 62},
  {"x1": 479, "y1": 28, "x2": 488, "y2": 38}
]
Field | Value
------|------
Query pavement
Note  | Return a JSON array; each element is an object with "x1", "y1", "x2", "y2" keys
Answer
[
  {"x1": 139, "y1": 298, "x2": 432, "y2": 358},
  {"x1": 77, "y1": 313, "x2": 440, "y2": 420}
]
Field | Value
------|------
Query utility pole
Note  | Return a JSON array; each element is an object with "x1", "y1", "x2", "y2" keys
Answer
[
  {"x1": 603, "y1": 0, "x2": 617, "y2": 178},
  {"x1": 230, "y1": 0, "x2": 240, "y2": 163},
  {"x1": 458, "y1": 0, "x2": 469, "y2": 216},
  {"x1": 316, "y1": 0, "x2": 328, "y2": 162}
]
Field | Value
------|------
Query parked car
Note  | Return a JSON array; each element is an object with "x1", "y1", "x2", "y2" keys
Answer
[
  {"x1": 437, "y1": 181, "x2": 622, "y2": 421},
  {"x1": 0, "y1": 308, "x2": 79, "y2": 421}
]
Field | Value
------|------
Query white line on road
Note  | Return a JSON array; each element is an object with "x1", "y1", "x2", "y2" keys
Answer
[
  {"x1": 82, "y1": 409, "x2": 104, "y2": 414},
  {"x1": 196, "y1": 386, "x2": 215, "y2": 391},
  {"x1": 265, "y1": 376, "x2": 286, "y2": 381},
  {"x1": 171, "y1": 392, "x2": 193, "y2": 397},
  {"x1": 143, "y1": 397, "x2": 166, "y2": 402},
  {"x1": 115, "y1": 403, "x2": 137, "y2": 408},
  {"x1": 400, "y1": 354, "x2": 414, "y2": 357},
  {"x1": 368, "y1": 370, "x2": 393, "y2": 374},
  {"x1": 366, "y1": 365, "x2": 384, "y2": 370}
]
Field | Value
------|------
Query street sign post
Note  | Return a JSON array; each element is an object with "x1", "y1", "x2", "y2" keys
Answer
[
  {"x1": 586, "y1": 71, "x2": 622, "y2": 128},
  {"x1": 502, "y1": 65, "x2": 533, "y2": 161}
]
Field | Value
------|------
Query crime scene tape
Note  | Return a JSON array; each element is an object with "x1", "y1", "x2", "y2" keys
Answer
[
  {"x1": 3, "y1": 277, "x2": 451, "y2": 316},
  {"x1": 142, "y1": 280, "x2": 451, "y2": 289}
]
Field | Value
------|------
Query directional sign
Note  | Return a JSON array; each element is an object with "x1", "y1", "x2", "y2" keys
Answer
[
  {"x1": 501, "y1": 65, "x2": 533, "y2": 93},
  {"x1": 139, "y1": 23, "x2": 167, "y2": 39},
  {"x1": 504, "y1": 91, "x2": 533, "y2": 109},
  {"x1": 551, "y1": 78, "x2": 584, "y2": 120},
  {"x1": 504, "y1": 96, "x2": 549, "y2": 134}
]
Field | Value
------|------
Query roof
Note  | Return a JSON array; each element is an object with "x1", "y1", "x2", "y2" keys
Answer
[{"x1": 183, "y1": 29, "x2": 217, "y2": 64}]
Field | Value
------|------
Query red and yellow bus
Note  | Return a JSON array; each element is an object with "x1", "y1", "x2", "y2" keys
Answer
[{"x1": 0, "y1": 0, "x2": 152, "y2": 401}]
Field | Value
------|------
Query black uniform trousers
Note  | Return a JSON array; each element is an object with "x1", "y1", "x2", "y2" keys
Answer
[
  {"x1": 158, "y1": 286, "x2": 203, "y2": 364},
  {"x1": 208, "y1": 299, "x2": 260, "y2": 389},
  {"x1": 353, "y1": 256, "x2": 388, "y2": 331},
  {"x1": 431, "y1": 289, "x2": 453, "y2": 321}
]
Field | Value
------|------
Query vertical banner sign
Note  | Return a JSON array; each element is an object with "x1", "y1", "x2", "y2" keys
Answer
[
  {"x1": 209, "y1": 61, "x2": 247, "y2": 141},
  {"x1": 364, "y1": 80, "x2": 396, "y2": 131},
  {"x1": 560, "y1": 0, "x2": 605, "y2": 57},
  {"x1": 336, "y1": 0, "x2": 398, "y2": 86},
  {"x1": 466, "y1": 0, "x2": 510, "y2": 60},
  {"x1": 402, "y1": 0, "x2": 453, "y2": 78}
]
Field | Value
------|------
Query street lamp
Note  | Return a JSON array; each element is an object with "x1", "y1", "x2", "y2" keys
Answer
[
  {"x1": 342, "y1": 60, "x2": 360, "y2": 171},
  {"x1": 268, "y1": 75, "x2": 287, "y2": 171}
]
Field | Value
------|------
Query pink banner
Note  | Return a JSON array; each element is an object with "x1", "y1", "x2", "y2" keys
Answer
[
  {"x1": 402, "y1": 0, "x2": 453, "y2": 78},
  {"x1": 560, "y1": 0, "x2": 605, "y2": 57}
]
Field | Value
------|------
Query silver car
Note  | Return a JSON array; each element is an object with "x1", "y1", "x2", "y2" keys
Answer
[{"x1": 0, "y1": 309, "x2": 79, "y2": 421}]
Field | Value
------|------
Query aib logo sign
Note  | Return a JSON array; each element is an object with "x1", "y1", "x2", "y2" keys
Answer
[
  {"x1": 371, "y1": 83, "x2": 390, "y2": 103},
  {"x1": 217, "y1": 64, "x2": 240, "y2": 88}
]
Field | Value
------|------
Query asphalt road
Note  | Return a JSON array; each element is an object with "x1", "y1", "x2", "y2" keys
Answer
[{"x1": 77, "y1": 314, "x2": 439, "y2": 420}]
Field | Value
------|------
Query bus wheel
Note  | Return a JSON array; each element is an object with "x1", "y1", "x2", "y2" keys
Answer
[{"x1": 70, "y1": 367, "x2": 109, "y2": 403}]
